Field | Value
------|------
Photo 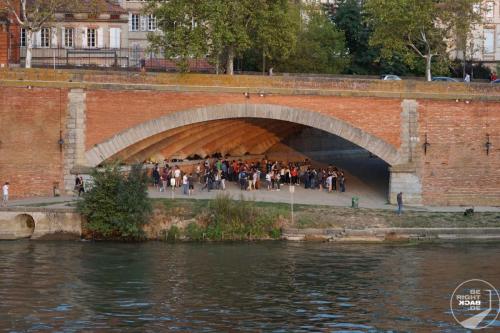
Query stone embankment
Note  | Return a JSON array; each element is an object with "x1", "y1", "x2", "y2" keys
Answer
[
  {"x1": 0, "y1": 208, "x2": 82, "y2": 240},
  {"x1": 283, "y1": 227, "x2": 500, "y2": 242},
  {"x1": 2, "y1": 206, "x2": 500, "y2": 243}
]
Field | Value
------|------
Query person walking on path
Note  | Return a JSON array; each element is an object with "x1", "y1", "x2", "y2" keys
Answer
[
  {"x1": 397, "y1": 192, "x2": 403, "y2": 215},
  {"x1": 2, "y1": 182, "x2": 9, "y2": 207}
]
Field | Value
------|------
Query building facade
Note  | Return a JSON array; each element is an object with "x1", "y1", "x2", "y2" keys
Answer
[
  {"x1": 19, "y1": 0, "x2": 129, "y2": 67},
  {"x1": 0, "y1": 0, "x2": 21, "y2": 67},
  {"x1": 118, "y1": 0, "x2": 156, "y2": 49},
  {"x1": 473, "y1": 0, "x2": 500, "y2": 71}
]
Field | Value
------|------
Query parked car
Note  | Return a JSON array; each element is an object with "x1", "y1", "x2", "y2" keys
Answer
[
  {"x1": 381, "y1": 74, "x2": 402, "y2": 81},
  {"x1": 491, "y1": 79, "x2": 500, "y2": 84},
  {"x1": 432, "y1": 77, "x2": 459, "y2": 82}
]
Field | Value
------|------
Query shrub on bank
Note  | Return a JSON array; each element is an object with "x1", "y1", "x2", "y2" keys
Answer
[
  {"x1": 197, "y1": 193, "x2": 284, "y2": 241},
  {"x1": 77, "y1": 164, "x2": 152, "y2": 241}
]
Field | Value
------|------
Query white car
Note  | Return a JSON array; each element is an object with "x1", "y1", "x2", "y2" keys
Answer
[{"x1": 381, "y1": 74, "x2": 402, "y2": 81}]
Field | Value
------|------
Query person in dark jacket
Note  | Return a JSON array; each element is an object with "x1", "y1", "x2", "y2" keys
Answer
[{"x1": 397, "y1": 192, "x2": 403, "y2": 215}]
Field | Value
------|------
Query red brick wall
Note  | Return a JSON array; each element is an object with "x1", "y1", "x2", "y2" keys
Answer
[
  {"x1": 85, "y1": 90, "x2": 403, "y2": 150},
  {"x1": 0, "y1": 86, "x2": 67, "y2": 198},
  {"x1": 0, "y1": 31, "x2": 8, "y2": 66},
  {"x1": 1, "y1": 86, "x2": 499, "y2": 206},
  {"x1": 419, "y1": 100, "x2": 500, "y2": 206},
  {"x1": 0, "y1": 0, "x2": 21, "y2": 65}
]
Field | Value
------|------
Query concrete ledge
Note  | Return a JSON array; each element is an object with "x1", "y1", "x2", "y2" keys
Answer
[
  {"x1": 282, "y1": 227, "x2": 500, "y2": 242},
  {"x1": 1, "y1": 76, "x2": 500, "y2": 101}
]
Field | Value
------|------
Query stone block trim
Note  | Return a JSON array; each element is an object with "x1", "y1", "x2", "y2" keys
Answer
[
  {"x1": 63, "y1": 89, "x2": 86, "y2": 194},
  {"x1": 84, "y1": 104, "x2": 402, "y2": 168}
]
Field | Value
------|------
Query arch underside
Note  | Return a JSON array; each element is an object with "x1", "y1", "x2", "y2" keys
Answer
[{"x1": 85, "y1": 104, "x2": 401, "y2": 167}]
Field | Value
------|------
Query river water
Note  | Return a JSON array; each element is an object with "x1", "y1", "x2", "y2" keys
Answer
[{"x1": 0, "y1": 241, "x2": 499, "y2": 332}]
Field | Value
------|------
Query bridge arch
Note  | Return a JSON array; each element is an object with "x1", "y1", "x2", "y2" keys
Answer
[{"x1": 85, "y1": 104, "x2": 402, "y2": 167}]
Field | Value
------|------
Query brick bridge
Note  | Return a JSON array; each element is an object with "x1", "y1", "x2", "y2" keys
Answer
[{"x1": 0, "y1": 69, "x2": 499, "y2": 206}]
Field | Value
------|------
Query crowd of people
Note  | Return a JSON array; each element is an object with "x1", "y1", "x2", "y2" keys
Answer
[{"x1": 150, "y1": 159, "x2": 347, "y2": 195}]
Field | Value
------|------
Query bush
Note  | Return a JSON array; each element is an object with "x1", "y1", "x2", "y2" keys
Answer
[
  {"x1": 203, "y1": 193, "x2": 282, "y2": 240},
  {"x1": 77, "y1": 164, "x2": 152, "y2": 241},
  {"x1": 185, "y1": 222, "x2": 205, "y2": 241},
  {"x1": 166, "y1": 225, "x2": 181, "y2": 242}
]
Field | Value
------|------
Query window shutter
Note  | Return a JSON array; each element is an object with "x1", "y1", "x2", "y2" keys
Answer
[
  {"x1": 110, "y1": 28, "x2": 121, "y2": 49},
  {"x1": 35, "y1": 30, "x2": 41, "y2": 47},
  {"x1": 83, "y1": 28, "x2": 88, "y2": 48},
  {"x1": 140, "y1": 15, "x2": 147, "y2": 31},
  {"x1": 51, "y1": 27, "x2": 58, "y2": 48},
  {"x1": 128, "y1": 12, "x2": 133, "y2": 31},
  {"x1": 97, "y1": 27, "x2": 104, "y2": 48}
]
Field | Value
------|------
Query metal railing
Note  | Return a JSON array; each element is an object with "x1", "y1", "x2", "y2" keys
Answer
[{"x1": 16, "y1": 45, "x2": 215, "y2": 73}]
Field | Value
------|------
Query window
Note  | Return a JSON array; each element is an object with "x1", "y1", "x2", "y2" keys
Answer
[
  {"x1": 486, "y1": 2, "x2": 494, "y2": 18},
  {"x1": 40, "y1": 28, "x2": 50, "y2": 47},
  {"x1": 484, "y1": 29, "x2": 495, "y2": 54},
  {"x1": 147, "y1": 14, "x2": 156, "y2": 31},
  {"x1": 64, "y1": 28, "x2": 74, "y2": 48},
  {"x1": 130, "y1": 13, "x2": 139, "y2": 31},
  {"x1": 20, "y1": 28, "x2": 26, "y2": 47},
  {"x1": 87, "y1": 28, "x2": 97, "y2": 48}
]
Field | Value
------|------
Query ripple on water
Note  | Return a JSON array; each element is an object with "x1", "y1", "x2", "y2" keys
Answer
[{"x1": 0, "y1": 241, "x2": 499, "y2": 331}]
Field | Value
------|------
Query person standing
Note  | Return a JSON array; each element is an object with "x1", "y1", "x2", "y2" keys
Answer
[
  {"x1": 174, "y1": 166, "x2": 181, "y2": 188},
  {"x1": 182, "y1": 173, "x2": 189, "y2": 195},
  {"x1": 339, "y1": 172, "x2": 346, "y2": 193},
  {"x1": 464, "y1": 73, "x2": 471, "y2": 83},
  {"x1": 152, "y1": 167, "x2": 160, "y2": 190},
  {"x1": 2, "y1": 182, "x2": 9, "y2": 207},
  {"x1": 188, "y1": 173, "x2": 194, "y2": 195},
  {"x1": 397, "y1": 192, "x2": 403, "y2": 215},
  {"x1": 162, "y1": 168, "x2": 169, "y2": 192}
]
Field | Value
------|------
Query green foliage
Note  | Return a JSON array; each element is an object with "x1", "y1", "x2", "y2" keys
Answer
[
  {"x1": 146, "y1": 0, "x2": 207, "y2": 72},
  {"x1": 277, "y1": 12, "x2": 349, "y2": 74},
  {"x1": 182, "y1": 193, "x2": 283, "y2": 241},
  {"x1": 166, "y1": 225, "x2": 181, "y2": 242},
  {"x1": 185, "y1": 222, "x2": 205, "y2": 241},
  {"x1": 364, "y1": 0, "x2": 482, "y2": 80},
  {"x1": 147, "y1": 0, "x2": 300, "y2": 74},
  {"x1": 77, "y1": 164, "x2": 151, "y2": 241},
  {"x1": 331, "y1": 0, "x2": 409, "y2": 75}
]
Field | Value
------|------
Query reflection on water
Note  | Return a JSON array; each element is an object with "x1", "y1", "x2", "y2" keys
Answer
[{"x1": 0, "y1": 241, "x2": 499, "y2": 332}]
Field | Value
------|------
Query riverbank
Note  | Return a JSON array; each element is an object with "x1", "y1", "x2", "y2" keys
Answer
[
  {"x1": 142, "y1": 198, "x2": 500, "y2": 242},
  {"x1": 1, "y1": 197, "x2": 500, "y2": 242}
]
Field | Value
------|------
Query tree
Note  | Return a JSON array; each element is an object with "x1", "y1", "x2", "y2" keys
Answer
[
  {"x1": 77, "y1": 164, "x2": 152, "y2": 241},
  {"x1": 146, "y1": 0, "x2": 207, "y2": 72},
  {"x1": 277, "y1": 11, "x2": 348, "y2": 74},
  {"x1": 365, "y1": 0, "x2": 480, "y2": 81},
  {"x1": 0, "y1": 0, "x2": 100, "y2": 68},
  {"x1": 252, "y1": 0, "x2": 300, "y2": 74},
  {"x1": 365, "y1": 0, "x2": 444, "y2": 81},
  {"x1": 332, "y1": 0, "x2": 378, "y2": 74},
  {"x1": 1, "y1": 0, "x2": 66, "y2": 68},
  {"x1": 147, "y1": 0, "x2": 299, "y2": 75},
  {"x1": 442, "y1": 0, "x2": 483, "y2": 78}
]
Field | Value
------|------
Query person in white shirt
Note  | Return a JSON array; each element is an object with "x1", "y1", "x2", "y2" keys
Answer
[
  {"x1": 174, "y1": 167, "x2": 182, "y2": 187},
  {"x1": 2, "y1": 182, "x2": 9, "y2": 207}
]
